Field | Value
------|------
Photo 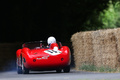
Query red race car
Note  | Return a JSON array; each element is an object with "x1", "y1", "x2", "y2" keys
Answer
[{"x1": 16, "y1": 41, "x2": 71, "y2": 74}]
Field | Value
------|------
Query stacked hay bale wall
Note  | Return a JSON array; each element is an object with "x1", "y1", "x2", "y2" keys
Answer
[{"x1": 71, "y1": 28, "x2": 120, "y2": 70}]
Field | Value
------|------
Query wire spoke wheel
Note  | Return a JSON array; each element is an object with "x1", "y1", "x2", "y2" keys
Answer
[
  {"x1": 17, "y1": 58, "x2": 22, "y2": 74},
  {"x1": 22, "y1": 58, "x2": 29, "y2": 74}
]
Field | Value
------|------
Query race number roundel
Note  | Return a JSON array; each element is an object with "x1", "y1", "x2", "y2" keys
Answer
[{"x1": 44, "y1": 50, "x2": 62, "y2": 55}]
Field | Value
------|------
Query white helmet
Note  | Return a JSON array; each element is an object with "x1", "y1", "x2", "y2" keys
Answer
[{"x1": 47, "y1": 36, "x2": 56, "y2": 45}]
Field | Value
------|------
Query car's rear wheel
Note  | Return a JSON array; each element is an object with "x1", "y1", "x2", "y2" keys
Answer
[
  {"x1": 63, "y1": 65, "x2": 70, "y2": 73},
  {"x1": 56, "y1": 68, "x2": 62, "y2": 73},
  {"x1": 22, "y1": 58, "x2": 29, "y2": 74}
]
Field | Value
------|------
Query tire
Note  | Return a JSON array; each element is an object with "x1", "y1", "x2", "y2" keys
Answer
[
  {"x1": 17, "y1": 66, "x2": 22, "y2": 74},
  {"x1": 56, "y1": 69, "x2": 62, "y2": 73},
  {"x1": 22, "y1": 59, "x2": 29, "y2": 74},
  {"x1": 63, "y1": 65, "x2": 70, "y2": 73},
  {"x1": 22, "y1": 66, "x2": 29, "y2": 74},
  {"x1": 17, "y1": 58, "x2": 22, "y2": 74}
]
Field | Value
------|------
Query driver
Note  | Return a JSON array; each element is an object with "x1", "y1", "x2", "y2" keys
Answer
[
  {"x1": 47, "y1": 36, "x2": 59, "y2": 52},
  {"x1": 47, "y1": 36, "x2": 56, "y2": 46}
]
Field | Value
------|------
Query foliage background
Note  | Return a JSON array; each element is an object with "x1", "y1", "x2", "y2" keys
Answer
[{"x1": 1, "y1": 0, "x2": 120, "y2": 42}]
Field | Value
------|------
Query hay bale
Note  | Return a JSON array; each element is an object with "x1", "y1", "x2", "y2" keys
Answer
[
  {"x1": 71, "y1": 28, "x2": 120, "y2": 70},
  {"x1": 92, "y1": 30, "x2": 103, "y2": 67},
  {"x1": 82, "y1": 31, "x2": 94, "y2": 64},
  {"x1": 114, "y1": 28, "x2": 120, "y2": 67},
  {"x1": 71, "y1": 32, "x2": 85, "y2": 69},
  {"x1": 71, "y1": 31, "x2": 94, "y2": 69},
  {"x1": 99, "y1": 29, "x2": 117, "y2": 68}
]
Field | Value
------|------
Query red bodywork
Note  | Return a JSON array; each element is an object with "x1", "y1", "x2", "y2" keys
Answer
[{"x1": 16, "y1": 41, "x2": 71, "y2": 72}]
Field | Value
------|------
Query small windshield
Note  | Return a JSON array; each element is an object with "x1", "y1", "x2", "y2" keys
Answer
[{"x1": 22, "y1": 41, "x2": 62, "y2": 49}]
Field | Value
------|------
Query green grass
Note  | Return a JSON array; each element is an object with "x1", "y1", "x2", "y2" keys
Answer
[
  {"x1": 98, "y1": 66, "x2": 117, "y2": 72},
  {"x1": 80, "y1": 64, "x2": 97, "y2": 71},
  {"x1": 79, "y1": 63, "x2": 119, "y2": 73}
]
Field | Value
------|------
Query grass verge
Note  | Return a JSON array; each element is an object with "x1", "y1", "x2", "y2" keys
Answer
[{"x1": 79, "y1": 63, "x2": 120, "y2": 73}]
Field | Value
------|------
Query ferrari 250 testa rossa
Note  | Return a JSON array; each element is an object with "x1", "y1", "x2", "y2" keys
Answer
[{"x1": 16, "y1": 41, "x2": 71, "y2": 74}]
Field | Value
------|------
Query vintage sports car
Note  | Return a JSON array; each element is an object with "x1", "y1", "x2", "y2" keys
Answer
[{"x1": 16, "y1": 41, "x2": 71, "y2": 74}]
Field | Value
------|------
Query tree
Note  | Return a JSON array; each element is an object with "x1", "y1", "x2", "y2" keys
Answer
[{"x1": 98, "y1": 0, "x2": 120, "y2": 29}]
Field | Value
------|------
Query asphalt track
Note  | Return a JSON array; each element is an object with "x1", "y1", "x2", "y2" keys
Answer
[{"x1": 0, "y1": 69, "x2": 120, "y2": 80}]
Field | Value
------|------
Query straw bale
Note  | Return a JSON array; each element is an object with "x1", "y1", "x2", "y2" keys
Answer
[
  {"x1": 71, "y1": 32, "x2": 85, "y2": 69},
  {"x1": 71, "y1": 28, "x2": 120, "y2": 70},
  {"x1": 71, "y1": 31, "x2": 94, "y2": 69},
  {"x1": 92, "y1": 30, "x2": 103, "y2": 67},
  {"x1": 100, "y1": 29, "x2": 117, "y2": 68},
  {"x1": 83, "y1": 31, "x2": 94, "y2": 64},
  {"x1": 113, "y1": 28, "x2": 120, "y2": 67}
]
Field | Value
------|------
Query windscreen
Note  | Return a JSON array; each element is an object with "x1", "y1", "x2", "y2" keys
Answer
[
  {"x1": 22, "y1": 41, "x2": 62, "y2": 49},
  {"x1": 22, "y1": 41, "x2": 48, "y2": 49}
]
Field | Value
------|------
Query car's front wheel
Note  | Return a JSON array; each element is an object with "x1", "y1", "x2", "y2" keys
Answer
[
  {"x1": 17, "y1": 58, "x2": 22, "y2": 74},
  {"x1": 22, "y1": 59, "x2": 29, "y2": 74},
  {"x1": 17, "y1": 66, "x2": 22, "y2": 74}
]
